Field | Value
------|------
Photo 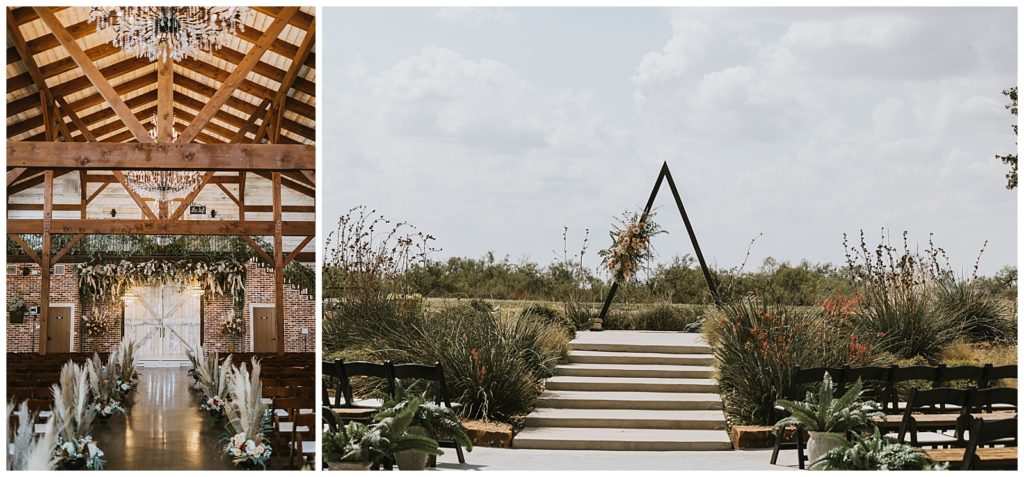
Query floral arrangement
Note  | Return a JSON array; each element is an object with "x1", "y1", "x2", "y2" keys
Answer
[
  {"x1": 221, "y1": 314, "x2": 245, "y2": 338},
  {"x1": 195, "y1": 348, "x2": 233, "y2": 420},
  {"x1": 202, "y1": 395, "x2": 227, "y2": 419},
  {"x1": 51, "y1": 362, "x2": 104, "y2": 470},
  {"x1": 8, "y1": 294, "x2": 27, "y2": 322},
  {"x1": 224, "y1": 432, "x2": 272, "y2": 469},
  {"x1": 77, "y1": 258, "x2": 246, "y2": 309},
  {"x1": 82, "y1": 315, "x2": 108, "y2": 338},
  {"x1": 223, "y1": 359, "x2": 273, "y2": 469},
  {"x1": 86, "y1": 353, "x2": 124, "y2": 422},
  {"x1": 598, "y1": 210, "x2": 666, "y2": 282},
  {"x1": 54, "y1": 435, "x2": 105, "y2": 470},
  {"x1": 114, "y1": 340, "x2": 140, "y2": 398}
]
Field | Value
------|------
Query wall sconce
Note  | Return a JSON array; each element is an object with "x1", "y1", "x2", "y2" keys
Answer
[
  {"x1": 110, "y1": 209, "x2": 117, "y2": 218},
  {"x1": 210, "y1": 210, "x2": 217, "y2": 218},
  {"x1": 21, "y1": 266, "x2": 30, "y2": 276}
]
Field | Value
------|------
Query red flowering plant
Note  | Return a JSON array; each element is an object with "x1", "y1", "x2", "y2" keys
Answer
[
  {"x1": 598, "y1": 210, "x2": 666, "y2": 283},
  {"x1": 83, "y1": 313, "x2": 109, "y2": 338}
]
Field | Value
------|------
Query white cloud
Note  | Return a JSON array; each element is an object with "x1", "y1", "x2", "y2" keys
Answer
[{"x1": 433, "y1": 7, "x2": 516, "y2": 27}]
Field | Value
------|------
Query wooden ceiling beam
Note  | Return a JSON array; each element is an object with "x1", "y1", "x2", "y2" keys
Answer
[
  {"x1": 9, "y1": 57, "x2": 150, "y2": 118},
  {"x1": 251, "y1": 171, "x2": 314, "y2": 198},
  {"x1": 157, "y1": 50, "x2": 174, "y2": 142},
  {"x1": 203, "y1": 45, "x2": 315, "y2": 97},
  {"x1": 8, "y1": 219, "x2": 316, "y2": 236},
  {"x1": 6, "y1": 9, "x2": 75, "y2": 143},
  {"x1": 84, "y1": 174, "x2": 240, "y2": 185},
  {"x1": 6, "y1": 17, "x2": 93, "y2": 65},
  {"x1": 8, "y1": 43, "x2": 122, "y2": 95},
  {"x1": 168, "y1": 172, "x2": 215, "y2": 220},
  {"x1": 8, "y1": 203, "x2": 85, "y2": 211},
  {"x1": 8, "y1": 170, "x2": 73, "y2": 195},
  {"x1": 174, "y1": 76, "x2": 314, "y2": 140},
  {"x1": 8, "y1": 142, "x2": 315, "y2": 171},
  {"x1": 35, "y1": 7, "x2": 154, "y2": 143},
  {"x1": 111, "y1": 171, "x2": 159, "y2": 220},
  {"x1": 283, "y1": 235, "x2": 315, "y2": 266},
  {"x1": 269, "y1": 20, "x2": 315, "y2": 144},
  {"x1": 177, "y1": 7, "x2": 299, "y2": 143}
]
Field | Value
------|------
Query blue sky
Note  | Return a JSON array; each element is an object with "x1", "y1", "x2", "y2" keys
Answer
[{"x1": 323, "y1": 7, "x2": 1017, "y2": 275}]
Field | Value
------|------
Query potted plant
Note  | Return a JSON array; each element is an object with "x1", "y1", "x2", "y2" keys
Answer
[
  {"x1": 8, "y1": 295, "x2": 26, "y2": 324},
  {"x1": 368, "y1": 396, "x2": 444, "y2": 470},
  {"x1": 372, "y1": 391, "x2": 469, "y2": 471},
  {"x1": 773, "y1": 375, "x2": 883, "y2": 463},
  {"x1": 813, "y1": 428, "x2": 947, "y2": 470},
  {"x1": 51, "y1": 362, "x2": 105, "y2": 470},
  {"x1": 322, "y1": 417, "x2": 379, "y2": 470}
]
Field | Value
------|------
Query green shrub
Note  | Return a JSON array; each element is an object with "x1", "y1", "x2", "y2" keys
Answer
[
  {"x1": 933, "y1": 279, "x2": 1013, "y2": 343},
  {"x1": 468, "y1": 299, "x2": 495, "y2": 314},
  {"x1": 324, "y1": 299, "x2": 568, "y2": 423},
  {"x1": 704, "y1": 299, "x2": 879, "y2": 426},
  {"x1": 854, "y1": 286, "x2": 961, "y2": 360},
  {"x1": 521, "y1": 304, "x2": 575, "y2": 339},
  {"x1": 563, "y1": 300, "x2": 594, "y2": 331}
]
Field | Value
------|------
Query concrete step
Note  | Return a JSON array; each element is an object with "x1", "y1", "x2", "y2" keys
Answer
[
  {"x1": 570, "y1": 341, "x2": 712, "y2": 355},
  {"x1": 545, "y1": 376, "x2": 719, "y2": 393},
  {"x1": 537, "y1": 390, "x2": 723, "y2": 410},
  {"x1": 568, "y1": 350, "x2": 715, "y2": 366},
  {"x1": 524, "y1": 408, "x2": 727, "y2": 430},
  {"x1": 513, "y1": 427, "x2": 733, "y2": 451},
  {"x1": 555, "y1": 363, "x2": 715, "y2": 379}
]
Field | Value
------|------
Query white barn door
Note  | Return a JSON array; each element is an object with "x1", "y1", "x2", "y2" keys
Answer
[{"x1": 123, "y1": 285, "x2": 202, "y2": 364}]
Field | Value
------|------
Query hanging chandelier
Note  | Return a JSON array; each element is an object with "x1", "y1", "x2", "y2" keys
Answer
[
  {"x1": 88, "y1": 7, "x2": 251, "y2": 62},
  {"x1": 124, "y1": 170, "x2": 204, "y2": 202}
]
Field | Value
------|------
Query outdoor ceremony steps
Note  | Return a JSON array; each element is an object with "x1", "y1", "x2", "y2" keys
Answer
[{"x1": 514, "y1": 331, "x2": 731, "y2": 452}]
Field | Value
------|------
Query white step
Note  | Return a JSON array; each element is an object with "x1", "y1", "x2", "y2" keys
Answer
[
  {"x1": 537, "y1": 390, "x2": 723, "y2": 410},
  {"x1": 513, "y1": 427, "x2": 732, "y2": 451},
  {"x1": 555, "y1": 363, "x2": 715, "y2": 379},
  {"x1": 568, "y1": 350, "x2": 715, "y2": 366},
  {"x1": 570, "y1": 342, "x2": 712, "y2": 355},
  {"x1": 546, "y1": 376, "x2": 719, "y2": 393},
  {"x1": 524, "y1": 408, "x2": 727, "y2": 430}
]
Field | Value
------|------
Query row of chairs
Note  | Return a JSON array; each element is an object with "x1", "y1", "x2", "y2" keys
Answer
[
  {"x1": 898, "y1": 386, "x2": 1017, "y2": 446},
  {"x1": 772, "y1": 364, "x2": 1018, "y2": 469},
  {"x1": 322, "y1": 359, "x2": 466, "y2": 466}
]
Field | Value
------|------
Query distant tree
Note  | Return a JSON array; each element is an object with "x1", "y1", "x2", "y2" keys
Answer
[{"x1": 996, "y1": 86, "x2": 1017, "y2": 189}]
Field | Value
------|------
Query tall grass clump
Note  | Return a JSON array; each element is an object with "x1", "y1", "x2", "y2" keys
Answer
[
  {"x1": 934, "y1": 278, "x2": 1014, "y2": 343},
  {"x1": 844, "y1": 230, "x2": 965, "y2": 360},
  {"x1": 704, "y1": 298, "x2": 881, "y2": 426}
]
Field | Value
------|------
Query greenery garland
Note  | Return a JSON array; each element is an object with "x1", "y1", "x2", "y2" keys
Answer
[{"x1": 77, "y1": 259, "x2": 247, "y2": 310}]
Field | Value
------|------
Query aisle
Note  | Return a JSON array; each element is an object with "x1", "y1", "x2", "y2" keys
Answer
[{"x1": 99, "y1": 367, "x2": 235, "y2": 470}]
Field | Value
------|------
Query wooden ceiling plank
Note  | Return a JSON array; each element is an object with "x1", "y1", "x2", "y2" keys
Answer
[
  {"x1": 111, "y1": 171, "x2": 159, "y2": 220},
  {"x1": 177, "y1": 7, "x2": 299, "y2": 143},
  {"x1": 34, "y1": 8, "x2": 154, "y2": 143},
  {"x1": 283, "y1": 235, "x2": 314, "y2": 266},
  {"x1": 7, "y1": 168, "x2": 29, "y2": 187},
  {"x1": 168, "y1": 172, "x2": 215, "y2": 220},
  {"x1": 271, "y1": 20, "x2": 315, "y2": 144}
]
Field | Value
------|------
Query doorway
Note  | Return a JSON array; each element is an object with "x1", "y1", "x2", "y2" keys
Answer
[
  {"x1": 46, "y1": 305, "x2": 73, "y2": 353},
  {"x1": 123, "y1": 285, "x2": 202, "y2": 364},
  {"x1": 250, "y1": 305, "x2": 277, "y2": 353}
]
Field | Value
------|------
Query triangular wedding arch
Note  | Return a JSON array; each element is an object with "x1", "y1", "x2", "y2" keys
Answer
[{"x1": 594, "y1": 162, "x2": 721, "y2": 330}]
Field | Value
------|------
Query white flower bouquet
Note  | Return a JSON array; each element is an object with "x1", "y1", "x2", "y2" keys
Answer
[
  {"x1": 54, "y1": 435, "x2": 105, "y2": 470},
  {"x1": 223, "y1": 432, "x2": 272, "y2": 469},
  {"x1": 201, "y1": 395, "x2": 226, "y2": 420}
]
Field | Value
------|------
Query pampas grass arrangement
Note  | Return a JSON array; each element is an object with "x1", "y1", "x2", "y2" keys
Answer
[
  {"x1": 87, "y1": 352, "x2": 125, "y2": 422},
  {"x1": 222, "y1": 358, "x2": 273, "y2": 469},
  {"x1": 196, "y1": 350, "x2": 233, "y2": 420},
  {"x1": 7, "y1": 401, "x2": 58, "y2": 470},
  {"x1": 115, "y1": 340, "x2": 140, "y2": 398},
  {"x1": 51, "y1": 362, "x2": 105, "y2": 470}
]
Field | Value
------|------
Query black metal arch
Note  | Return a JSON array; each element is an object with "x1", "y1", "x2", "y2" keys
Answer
[{"x1": 595, "y1": 162, "x2": 721, "y2": 330}]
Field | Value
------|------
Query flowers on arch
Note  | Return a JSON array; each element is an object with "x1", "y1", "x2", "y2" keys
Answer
[
  {"x1": 222, "y1": 314, "x2": 245, "y2": 338},
  {"x1": 598, "y1": 209, "x2": 666, "y2": 283},
  {"x1": 82, "y1": 314, "x2": 110, "y2": 338}
]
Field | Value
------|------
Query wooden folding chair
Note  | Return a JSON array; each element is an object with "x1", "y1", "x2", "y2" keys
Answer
[{"x1": 390, "y1": 361, "x2": 465, "y2": 466}]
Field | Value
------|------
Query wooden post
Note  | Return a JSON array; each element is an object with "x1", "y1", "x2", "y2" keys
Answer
[
  {"x1": 238, "y1": 172, "x2": 246, "y2": 220},
  {"x1": 272, "y1": 172, "x2": 285, "y2": 355},
  {"x1": 39, "y1": 170, "x2": 53, "y2": 354}
]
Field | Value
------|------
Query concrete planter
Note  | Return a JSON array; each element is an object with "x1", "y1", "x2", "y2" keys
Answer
[
  {"x1": 807, "y1": 431, "x2": 846, "y2": 465},
  {"x1": 395, "y1": 426, "x2": 431, "y2": 471}
]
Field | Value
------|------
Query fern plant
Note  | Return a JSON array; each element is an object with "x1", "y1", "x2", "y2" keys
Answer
[
  {"x1": 371, "y1": 396, "x2": 443, "y2": 462},
  {"x1": 373, "y1": 380, "x2": 474, "y2": 452},
  {"x1": 773, "y1": 375, "x2": 883, "y2": 435},
  {"x1": 813, "y1": 428, "x2": 947, "y2": 470}
]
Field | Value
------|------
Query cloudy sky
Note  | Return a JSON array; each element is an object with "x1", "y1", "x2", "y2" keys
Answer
[{"x1": 323, "y1": 7, "x2": 1017, "y2": 275}]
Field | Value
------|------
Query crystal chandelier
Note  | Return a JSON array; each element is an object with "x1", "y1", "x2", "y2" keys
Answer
[
  {"x1": 88, "y1": 7, "x2": 250, "y2": 62},
  {"x1": 124, "y1": 170, "x2": 204, "y2": 202}
]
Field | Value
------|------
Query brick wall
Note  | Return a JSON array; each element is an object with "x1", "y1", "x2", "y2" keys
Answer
[{"x1": 7, "y1": 260, "x2": 316, "y2": 354}]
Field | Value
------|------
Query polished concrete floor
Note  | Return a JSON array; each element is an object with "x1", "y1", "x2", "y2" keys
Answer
[{"x1": 97, "y1": 367, "x2": 236, "y2": 470}]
